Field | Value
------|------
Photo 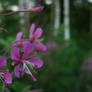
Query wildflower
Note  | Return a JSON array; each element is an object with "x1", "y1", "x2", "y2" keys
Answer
[
  {"x1": 11, "y1": 32, "x2": 23, "y2": 48},
  {"x1": 46, "y1": 41, "x2": 59, "y2": 51},
  {"x1": 29, "y1": 6, "x2": 44, "y2": 12},
  {"x1": 12, "y1": 24, "x2": 46, "y2": 51},
  {"x1": 29, "y1": 24, "x2": 46, "y2": 51},
  {"x1": 0, "y1": 56, "x2": 12, "y2": 84},
  {"x1": 0, "y1": 56, "x2": 6, "y2": 67},
  {"x1": 11, "y1": 43, "x2": 43, "y2": 81}
]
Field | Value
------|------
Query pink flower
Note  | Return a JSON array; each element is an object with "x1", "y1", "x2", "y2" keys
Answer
[
  {"x1": 29, "y1": 6, "x2": 44, "y2": 12},
  {"x1": 0, "y1": 72, "x2": 12, "y2": 84},
  {"x1": 0, "y1": 56, "x2": 6, "y2": 67},
  {"x1": 29, "y1": 24, "x2": 46, "y2": 51},
  {"x1": 11, "y1": 32, "x2": 23, "y2": 48},
  {"x1": 11, "y1": 23, "x2": 46, "y2": 52},
  {"x1": 13, "y1": 24, "x2": 46, "y2": 51},
  {"x1": 11, "y1": 43, "x2": 43, "y2": 81},
  {"x1": 46, "y1": 41, "x2": 59, "y2": 51},
  {"x1": 0, "y1": 56, "x2": 12, "y2": 84}
]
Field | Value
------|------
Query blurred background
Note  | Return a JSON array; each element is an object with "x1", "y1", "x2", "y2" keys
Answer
[{"x1": 0, "y1": 0, "x2": 92, "y2": 92}]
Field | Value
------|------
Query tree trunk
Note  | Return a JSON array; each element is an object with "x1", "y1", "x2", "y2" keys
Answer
[
  {"x1": 18, "y1": 0, "x2": 26, "y2": 36},
  {"x1": 53, "y1": 0, "x2": 60, "y2": 36},
  {"x1": 64, "y1": 0, "x2": 70, "y2": 40}
]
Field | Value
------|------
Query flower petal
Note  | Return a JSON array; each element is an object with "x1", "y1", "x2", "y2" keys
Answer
[
  {"x1": 25, "y1": 70, "x2": 37, "y2": 81},
  {"x1": 14, "y1": 65, "x2": 20, "y2": 78},
  {"x1": 24, "y1": 52, "x2": 37, "y2": 59},
  {"x1": 0, "y1": 56, "x2": 6, "y2": 67},
  {"x1": 34, "y1": 28, "x2": 42, "y2": 38},
  {"x1": 11, "y1": 47, "x2": 20, "y2": 60},
  {"x1": 35, "y1": 43, "x2": 47, "y2": 51},
  {"x1": 29, "y1": 6, "x2": 44, "y2": 12},
  {"x1": 0, "y1": 69, "x2": 8, "y2": 72},
  {"x1": 4, "y1": 72, "x2": 12, "y2": 84},
  {"x1": 29, "y1": 24, "x2": 35, "y2": 39},
  {"x1": 16, "y1": 32, "x2": 23, "y2": 41},
  {"x1": 29, "y1": 57, "x2": 43, "y2": 68},
  {"x1": 23, "y1": 42, "x2": 34, "y2": 57},
  {"x1": 11, "y1": 43, "x2": 17, "y2": 48}
]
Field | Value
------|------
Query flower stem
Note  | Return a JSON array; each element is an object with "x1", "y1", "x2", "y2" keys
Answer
[{"x1": 0, "y1": 6, "x2": 44, "y2": 16}]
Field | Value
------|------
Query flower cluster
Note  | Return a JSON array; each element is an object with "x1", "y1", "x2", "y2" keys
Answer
[{"x1": 0, "y1": 24, "x2": 46, "y2": 84}]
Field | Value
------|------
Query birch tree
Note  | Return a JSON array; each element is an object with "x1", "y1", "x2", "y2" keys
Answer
[
  {"x1": 45, "y1": 0, "x2": 60, "y2": 36},
  {"x1": 53, "y1": 0, "x2": 60, "y2": 36},
  {"x1": 18, "y1": 0, "x2": 25, "y2": 33},
  {"x1": 45, "y1": 0, "x2": 53, "y2": 5},
  {"x1": 64, "y1": 0, "x2": 70, "y2": 40}
]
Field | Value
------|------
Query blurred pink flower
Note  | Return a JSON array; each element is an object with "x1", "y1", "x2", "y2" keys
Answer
[
  {"x1": 29, "y1": 6, "x2": 44, "y2": 12},
  {"x1": 0, "y1": 72, "x2": 12, "y2": 84},
  {"x1": 0, "y1": 56, "x2": 6, "y2": 67},
  {"x1": 0, "y1": 56, "x2": 12, "y2": 84},
  {"x1": 81, "y1": 57, "x2": 92, "y2": 72},
  {"x1": 46, "y1": 41, "x2": 59, "y2": 51}
]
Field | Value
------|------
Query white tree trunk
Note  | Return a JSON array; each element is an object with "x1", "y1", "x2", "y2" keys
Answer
[
  {"x1": 64, "y1": 0, "x2": 70, "y2": 40},
  {"x1": 45, "y1": 0, "x2": 53, "y2": 5},
  {"x1": 0, "y1": 2, "x2": 3, "y2": 11},
  {"x1": 18, "y1": 0, "x2": 25, "y2": 33},
  {"x1": 53, "y1": 0, "x2": 60, "y2": 36}
]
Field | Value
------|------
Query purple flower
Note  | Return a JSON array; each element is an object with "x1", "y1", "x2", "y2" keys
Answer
[
  {"x1": 46, "y1": 41, "x2": 59, "y2": 51},
  {"x1": 29, "y1": 24, "x2": 46, "y2": 51},
  {"x1": 11, "y1": 24, "x2": 46, "y2": 52},
  {"x1": 11, "y1": 44, "x2": 43, "y2": 81},
  {"x1": 0, "y1": 56, "x2": 12, "y2": 84},
  {"x1": 29, "y1": 6, "x2": 44, "y2": 12},
  {"x1": 16, "y1": 32, "x2": 23, "y2": 41},
  {"x1": 0, "y1": 72, "x2": 12, "y2": 84},
  {"x1": 0, "y1": 56, "x2": 6, "y2": 67},
  {"x1": 11, "y1": 32, "x2": 23, "y2": 48}
]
